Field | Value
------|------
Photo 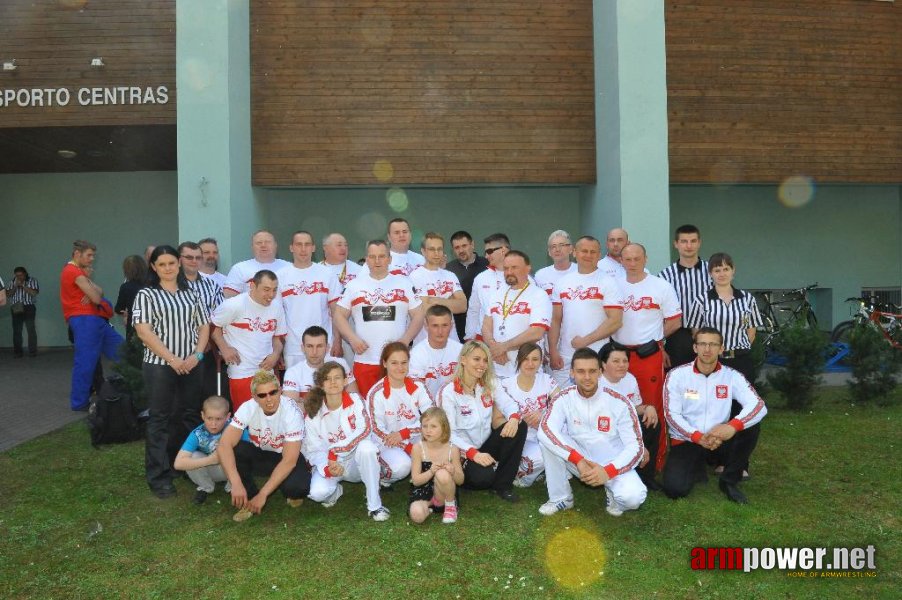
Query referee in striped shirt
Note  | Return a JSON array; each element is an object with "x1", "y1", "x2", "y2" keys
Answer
[
  {"x1": 685, "y1": 252, "x2": 763, "y2": 383},
  {"x1": 659, "y1": 225, "x2": 712, "y2": 367}
]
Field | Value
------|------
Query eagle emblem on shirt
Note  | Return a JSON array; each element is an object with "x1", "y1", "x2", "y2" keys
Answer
[{"x1": 597, "y1": 416, "x2": 611, "y2": 432}]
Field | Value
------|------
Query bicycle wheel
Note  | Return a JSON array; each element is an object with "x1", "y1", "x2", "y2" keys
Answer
[{"x1": 831, "y1": 321, "x2": 854, "y2": 344}]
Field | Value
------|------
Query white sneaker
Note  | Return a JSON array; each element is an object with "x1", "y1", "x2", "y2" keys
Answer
[
  {"x1": 605, "y1": 487, "x2": 623, "y2": 517},
  {"x1": 224, "y1": 482, "x2": 232, "y2": 494},
  {"x1": 512, "y1": 477, "x2": 528, "y2": 488},
  {"x1": 538, "y1": 497, "x2": 574, "y2": 516},
  {"x1": 321, "y1": 484, "x2": 343, "y2": 508},
  {"x1": 370, "y1": 506, "x2": 391, "y2": 522}
]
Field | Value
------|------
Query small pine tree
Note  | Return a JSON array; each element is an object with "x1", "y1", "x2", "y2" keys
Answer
[
  {"x1": 767, "y1": 322, "x2": 826, "y2": 410},
  {"x1": 112, "y1": 334, "x2": 147, "y2": 408},
  {"x1": 847, "y1": 324, "x2": 901, "y2": 406}
]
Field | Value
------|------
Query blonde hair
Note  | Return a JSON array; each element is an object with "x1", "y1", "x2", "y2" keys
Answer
[
  {"x1": 420, "y1": 407, "x2": 451, "y2": 444},
  {"x1": 452, "y1": 340, "x2": 496, "y2": 394},
  {"x1": 250, "y1": 371, "x2": 279, "y2": 395}
]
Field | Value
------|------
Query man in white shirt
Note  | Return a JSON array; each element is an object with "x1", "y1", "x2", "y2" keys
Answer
[
  {"x1": 597, "y1": 228, "x2": 630, "y2": 280},
  {"x1": 537, "y1": 348, "x2": 647, "y2": 517},
  {"x1": 223, "y1": 230, "x2": 292, "y2": 298},
  {"x1": 320, "y1": 232, "x2": 363, "y2": 359},
  {"x1": 282, "y1": 325, "x2": 358, "y2": 402},
  {"x1": 549, "y1": 235, "x2": 623, "y2": 386},
  {"x1": 464, "y1": 233, "x2": 510, "y2": 340},
  {"x1": 197, "y1": 237, "x2": 228, "y2": 289},
  {"x1": 663, "y1": 327, "x2": 767, "y2": 504},
  {"x1": 409, "y1": 232, "x2": 466, "y2": 344},
  {"x1": 217, "y1": 371, "x2": 310, "y2": 522},
  {"x1": 211, "y1": 269, "x2": 288, "y2": 410},
  {"x1": 482, "y1": 250, "x2": 552, "y2": 378},
  {"x1": 534, "y1": 229, "x2": 576, "y2": 297},
  {"x1": 278, "y1": 231, "x2": 341, "y2": 369},
  {"x1": 409, "y1": 305, "x2": 463, "y2": 398},
  {"x1": 385, "y1": 217, "x2": 425, "y2": 276},
  {"x1": 333, "y1": 240, "x2": 424, "y2": 396},
  {"x1": 612, "y1": 243, "x2": 682, "y2": 472}
]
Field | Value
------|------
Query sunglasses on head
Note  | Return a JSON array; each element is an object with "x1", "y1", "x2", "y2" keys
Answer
[{"x1": 255, "y1": 389, "x2": 280, "y2": 399}]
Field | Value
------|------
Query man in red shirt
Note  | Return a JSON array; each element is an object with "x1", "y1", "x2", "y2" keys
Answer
[{"x1": 60, "y1": 240, "x2": 124, "y2": 411}]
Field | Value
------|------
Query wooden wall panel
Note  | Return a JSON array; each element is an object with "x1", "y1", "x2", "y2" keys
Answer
[
  {"x1": 251, "y1": 1, "x2": 596, "y2": 186},
  {"x1": 666, "y1": 0, "x2": 901, "y2": 184},
  {"x1": 0, "y1": 0, "x2": 175, "y2": 128}
]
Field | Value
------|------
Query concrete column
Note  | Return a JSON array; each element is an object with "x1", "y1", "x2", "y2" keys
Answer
[
  {"x1": 176, "y1": 0, "x2": 263, "y2": 268},
  {"x1": 582, "y1": 0, "x2": 671, "y2": 271}
]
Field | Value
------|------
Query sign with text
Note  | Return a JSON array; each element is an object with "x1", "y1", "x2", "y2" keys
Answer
[{"x1": 0, "y1": 85, "x2": 170, "y2": 108}]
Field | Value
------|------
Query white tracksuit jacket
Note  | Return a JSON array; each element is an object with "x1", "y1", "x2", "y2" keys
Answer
[
  {"x1": 303, "y1": 391, "x2": 372, "y2": 477},
  {"x1": 367, "y1": 376, "x2": 434, "y2": 455}
]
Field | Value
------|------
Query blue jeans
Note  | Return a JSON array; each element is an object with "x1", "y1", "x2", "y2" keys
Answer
[{"x1": 68, "y1": 315, "x2": 123, "y2": 410}]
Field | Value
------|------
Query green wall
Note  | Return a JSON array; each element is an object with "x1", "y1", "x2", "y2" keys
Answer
[
  {"x1": 264, "y1": 186, "x2": 583, "y2": 270},
  {"x1": 670, "y1": 184, "x2": 902, "y2": 329},
  {"x1": 0, "y1": 171, "x2": 178, "y2": 347}
]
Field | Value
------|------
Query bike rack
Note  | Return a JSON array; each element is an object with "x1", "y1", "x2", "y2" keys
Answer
[{"x1": 765, "y1": 342, "x2": 851, "y2": 372}]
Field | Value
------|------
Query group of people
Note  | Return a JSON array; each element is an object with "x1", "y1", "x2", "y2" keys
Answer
[{"x1": 58, "y1": 218, "x2": 768, "y2": 524}]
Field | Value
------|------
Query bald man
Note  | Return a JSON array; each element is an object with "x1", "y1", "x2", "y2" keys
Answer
[
  {"x1": 597, "y1": 228, "x2": 629, "y2": 280},
  {"x1": 223, "y1": 230, "x2": 291, "y2": 298}
]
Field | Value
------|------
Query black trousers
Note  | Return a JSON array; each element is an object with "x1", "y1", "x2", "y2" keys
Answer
[
  {"x1": 11, "y1": 304, "x2": 37, "y2": 356},
  {"x1": 662, "y1": 423, "x2": 761, "y2": 499},
  {"x1": 143, "y1": 362, "x2": 204, "y2": 492},
  {"x1": 637, "y1": 420, "x2": 660, "y2": 484},
  {"x1": 664, "y1": 327, "x2": 695, "y2": 369},
  {"x1": 722, "y1": 352, "x2": 756, "y2": 470},
  {"x1": 234, "y1": 441, "x2": 311, "y2": 500},
  {"x1": 463, "y1": 421, "x2": 528, "y2": 492}
]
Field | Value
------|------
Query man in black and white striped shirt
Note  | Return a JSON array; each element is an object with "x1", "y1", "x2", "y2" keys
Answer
[
  {"x1": 180, "y1": 241, "x2": 226, "y2": 400},
  {"x1": 659, "y1": 225, "x2": 712, "y2": 368},
  {"x1": 6, "y1": 267, "x2": 40, "y2": 357}
]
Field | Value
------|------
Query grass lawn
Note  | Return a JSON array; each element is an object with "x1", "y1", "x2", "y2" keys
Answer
[{"x1": 1, "y1": 387, "x2": 898, "y2": 599}]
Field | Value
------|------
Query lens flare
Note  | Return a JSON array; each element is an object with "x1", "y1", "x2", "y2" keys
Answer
[
  {"x1": 373, "y1": 159, "x2": 394, "y2": 183},
  {"x1": 778, "y1": 175, "x2": 815, "y2": 208},
  {"x1": 545, "y1": 526, "x2": 606, "y2": 589},
  {"x1": 355, "y1": 211, "x2": 387, "y2": 242},
  {"x1": 386, "y1": 187, "x2": 409, "y2": 212}
]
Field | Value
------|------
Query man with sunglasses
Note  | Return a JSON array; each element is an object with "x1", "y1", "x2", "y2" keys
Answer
[
  {"x1": 218, "y1": 370, "x2": 310, "y2": 522},
  {"x1": 464, "y1": 233, "x2": 510, "y2": 341}
]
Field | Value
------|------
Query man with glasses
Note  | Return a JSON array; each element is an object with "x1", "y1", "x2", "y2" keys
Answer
[
  {"x1": 662, "y1": 327, "x2": 766, "y2": 504},
  {"x1": 179, "y1": 241, "x2": 225, "y2": 400},
  {"x1": 464, "y1": 233, "x2": 511, "y2": 341},
  {"x1": 535, "y1": 230, "x2": 576, "y2": 297},
  {"x1": 445, "y1": 230, "x2": 488, "y2": 342},
  {"x1": 217, "y1": 370, "x2": 310, "y2": 522}
]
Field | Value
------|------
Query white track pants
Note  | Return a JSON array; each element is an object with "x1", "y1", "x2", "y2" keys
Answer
[
  {"x1": 377, "y1": 445, "x2": 412, "y2": 483},
  {"x1": 309, "y1": 439, "x2": 383, "y2": 511},
  {"x1": 516, "y1": 439, "x2": 545, "y2": 486},
  {"x1": 540, "y1": 443, "x2": 647, "y2": 512}
]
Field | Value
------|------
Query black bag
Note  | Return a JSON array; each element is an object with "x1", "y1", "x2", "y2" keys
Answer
[{"x1": 88, "y1": 375, "x2": 145, "y2": 446}]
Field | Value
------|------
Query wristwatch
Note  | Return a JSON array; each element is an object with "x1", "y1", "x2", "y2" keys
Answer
[{"x1": 194, "y1": 351, "x2": 205, "y2": 361}]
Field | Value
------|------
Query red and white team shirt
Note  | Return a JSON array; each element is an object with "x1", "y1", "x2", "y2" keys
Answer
[
  {"x1": 497, "y1": 373, "x2": 556, "y2": 443},
  {"x1": 200, "y1": 270, "x2": 227, "y2": 289},
  {"x1": 337, "y1": 273, "x2": 421, "y2": 365},
  {"x1": 277, "y1": 263, "x2": 341, "y2": 357},
  {"x1": 322, "y1": 260, "x2": 362, "y2": 291},
  {"x1": 283, "y1": 355, "x2": 354, "y2": 398},
  {"x1": 223, "y1": 258, "x2": 292, "y2": 295},
  {"x1": 464, "y1": 267, "x2": 505, "y2": 340},
  {"x1": 229, "y1": 396, "x2": 304, "y2": 453},
  {"x1": 303, "y1": 391, "x2": 372, "y2": 477},
  {"x1": 409, "y1": 338, "x2": 463, "y2": 398},
  {"x1": 211, "y1": 293, "x2": 288, "y2": 379},
  {"x1": 486, "y1": 283, "x2": 552, "y2": 377},
  {"x1": 552, "y1": 269, "x2": 623, "y2": 359},
  {"x1": 367, "y1": 377, "x2": 435, "y2": 454},
  {"x1": 360, "y1": 250, "x2": 425, "y2": 278},
  {"x1": 613, "y1": 275, "x2": 681, "y2": 346},
  {"x1": 601, "y1": 372, "x2": 642, "y2": 409},
  {"x1": 596, "y1": 255, "x2": 626, "y2": 280},
  {"x1": 535, "y1": 263, "x2": 576, "y2": 297},
  {"x1": 409, "y1": 267, "x2": 463, "y2": 343}
]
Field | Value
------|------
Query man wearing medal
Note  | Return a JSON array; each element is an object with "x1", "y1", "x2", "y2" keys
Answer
[{"x1": 481, "y1": 251, "x2": 552, "y2": 378}]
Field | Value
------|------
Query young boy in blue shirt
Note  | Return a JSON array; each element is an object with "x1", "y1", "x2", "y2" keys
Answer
[{"x1": 174, "y1": 396, "x2": 231, "y2": 504}]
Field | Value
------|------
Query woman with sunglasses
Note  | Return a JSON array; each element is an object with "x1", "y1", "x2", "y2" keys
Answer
[{"x1": 133, "y1": 245, "x2": 210, "y2": 499}]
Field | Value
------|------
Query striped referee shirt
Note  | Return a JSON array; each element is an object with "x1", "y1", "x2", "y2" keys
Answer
[
  {"x1": 188, "y1": 275, "x2": 224, "y2": 314},
  {"x1": 5, "y1": 276, "x2": 39, "y2": 305},
  {"x1": 686, "y1": 287, "x2": 764, "y2": 351},
  {"x1": 659, "y1": 260, "x2": 712, "y2": 325},
  {"x1": 132, "y1": 286, "x2": 210, "y2": 365}
]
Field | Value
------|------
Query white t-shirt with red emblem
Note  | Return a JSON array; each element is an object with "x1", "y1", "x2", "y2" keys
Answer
[
  {"x1": 223, "y1": 258, "x2": 292, "y2": 296},
  {"x1": 283, "y1": 355, "x2": 354, "y2": 398},
  {"x1": 613, "y1": 275, "x2": 681, "y2": 346},
  {"x1": 211, "y1": 293, "x2": 288, "y2": 379},
  {"x1": 409, "y1": 266, "x2": 463, "y2": 344},
  {"x1": 497, "y1": 372, "x2": 557, "y2": 442},
  {"x1": 322, "y1": 260, "x2": 362, "y2": 292},
  {"x1": 485, "y1": 283, "x2": 552, "y2": 377},
  {"x1": 359, "y1": 250, "x2": 425, "y2": 278},
  {"x1": 464, "y1": 267, "x2": 506, "y2": 340},
  {"x1": 409, "y1": 338, "x2": 463, "y2": 398},
  {"x1": 535, "y1": 263, "x2": 576, "y2": 297},
  {"x1": 229, "y1": 396, "x2": 303, "y2": 453},
  {"x1": 601, "y1": 372, "x2": 643, "y2": 408},
  {"x1": 337, "y1": 273, "x2": 422, "y2": 365},
  {"x1": 277, "y1": 263, "x2": 341, "y2": 358},
  {"x1": 551, "y1": 269, "x2": 623, "y2": 360}
]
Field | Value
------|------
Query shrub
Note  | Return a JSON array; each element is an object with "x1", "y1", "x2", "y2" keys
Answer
[
  {"x1": 847, "y1": 324, "x2": 901, "y2": 405},
  {"x1": 766, "y1": 321, "x2": 826, "y2": 410},
  {"x1": 111, "y1": 334, "x2": 147, "y2": 408}
]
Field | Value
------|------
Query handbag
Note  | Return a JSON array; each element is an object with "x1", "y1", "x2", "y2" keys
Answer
[{"x1": 10, "y1": 301, "x2": 25, "y2": 316}]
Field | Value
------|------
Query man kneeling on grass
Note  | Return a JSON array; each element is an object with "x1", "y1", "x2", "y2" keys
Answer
[
  {"x1": 662, "y1": 327, "x2": 767, "y2": 504},
  {"x1": 537, "y1": 348, "x2": 647, "y2": 517},
  {"x1": 218, "y1": 371, "x2": 311, "y2": 522}
]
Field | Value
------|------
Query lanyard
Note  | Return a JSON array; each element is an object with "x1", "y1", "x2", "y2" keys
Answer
[{"x1": 501, "y1": 282, "x2": 530, "y2": 323}]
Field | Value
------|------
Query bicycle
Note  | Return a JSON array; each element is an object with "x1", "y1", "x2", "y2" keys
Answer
[
  {"x1": 831, "y1": 297, "x2": 902, "y2": 350},
  {"x1": 757, "y1": 283, "x2": 820, "y2": 353}
]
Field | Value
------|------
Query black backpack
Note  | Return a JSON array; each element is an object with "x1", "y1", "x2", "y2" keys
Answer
[{"x1": 88, "y1": 375, "x2": 145, "y2": 446}]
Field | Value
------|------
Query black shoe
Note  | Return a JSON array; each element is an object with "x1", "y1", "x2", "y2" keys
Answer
[
  {"x1": 642, "y1": 478, "x2": 663, "y2": 492},
  {"x1": 154, "y1": 485, "x2": 177, "y2": 500},
  {"x1": 718, "y1": 480, "x2": 748, "y2": 504},
  {"x1": 495, "y1": 489, "x2": 520, "y2": 503},
  {"x1": 193, "y1": 490, "x2": 209, "y2": 505}
]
